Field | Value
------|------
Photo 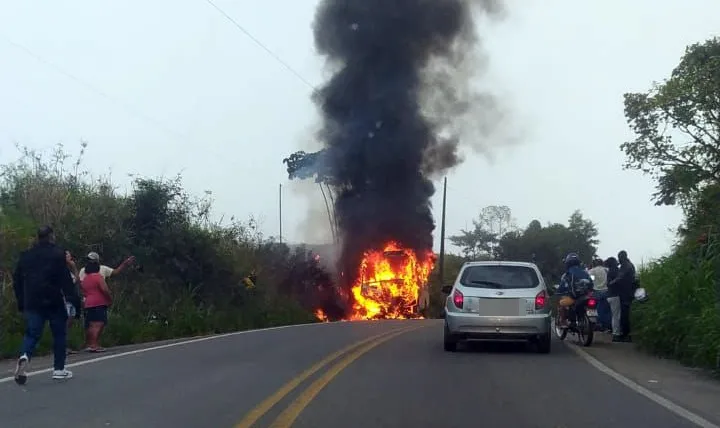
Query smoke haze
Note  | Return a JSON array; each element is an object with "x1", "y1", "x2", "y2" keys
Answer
[{"x1": 310, "y1": 0, "x2": 508, "y2": 298}]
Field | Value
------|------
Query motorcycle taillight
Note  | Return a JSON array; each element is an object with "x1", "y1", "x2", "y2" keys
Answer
[{"x1": 587, "y1": 298, "x2": 597, "y2": 308}]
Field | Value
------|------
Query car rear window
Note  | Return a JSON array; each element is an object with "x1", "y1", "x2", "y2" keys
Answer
[{"x1": 459, "y1": 265, "x2": 540, "y2": 289}]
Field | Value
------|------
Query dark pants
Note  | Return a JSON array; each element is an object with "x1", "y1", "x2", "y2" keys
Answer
[
  {"x1": 620, "y1": 301, "x2": 631, "y2": 337},
  {"x1": 594, "y1": 290, "x2": 612, "y2": 329},
  {"x1": 21, "y1": 307, "x2": 68, "y2": 370}
]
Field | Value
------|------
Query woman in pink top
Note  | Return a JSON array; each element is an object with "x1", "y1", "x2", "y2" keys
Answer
[{"x1": 80, "y1": 261, "x2": 112, "y2": 352}]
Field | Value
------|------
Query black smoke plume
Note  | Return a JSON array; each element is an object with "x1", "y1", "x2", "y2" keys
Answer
[{"x1": 284, "y1": 0, "x2": 505, "y2": 313}]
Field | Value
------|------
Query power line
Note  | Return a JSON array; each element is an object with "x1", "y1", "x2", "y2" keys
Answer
[
  {"x1": 1, "y1": 34, "x2": 192, "y2": 143},
  {"x1": 203, "y1": 0, "x2": 318, "y2": 93}
]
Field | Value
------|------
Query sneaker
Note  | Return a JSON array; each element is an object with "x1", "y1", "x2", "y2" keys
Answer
[
  {"x1": 52, "y1": 369, "x2": 73, "y2": 380},
  {"x1": 14, "y1": 355, "x2": 29, "y2": 385}
]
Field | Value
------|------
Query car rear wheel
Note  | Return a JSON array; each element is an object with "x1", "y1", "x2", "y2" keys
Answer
[
  {"x1": 443, "y1": 323, "x2": 458, "y2": 352},
  {"x1": 536, "y1": 332, "x2": 551, "y2": 354}
]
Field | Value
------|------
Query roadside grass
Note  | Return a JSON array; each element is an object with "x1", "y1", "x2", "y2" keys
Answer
[
  {"x1": 0, "y1": 286, "x2": 316, "y2": 358},
  {"x1": 633, "y1": 239, "x2": 720, "y2": 373},
  {"x1": 0, "y1": 144, "x2": 325, "y2": 359}
]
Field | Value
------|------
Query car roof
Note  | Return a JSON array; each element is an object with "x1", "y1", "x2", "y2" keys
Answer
[{"x1": 461, "y1": 260, "x2": 538, "y2": 269}]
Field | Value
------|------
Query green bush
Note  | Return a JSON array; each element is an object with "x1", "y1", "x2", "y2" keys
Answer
[
  {"x1": 633, "y1": 238, "x2": 720, "y2": 371},
  {"x1": 0, "y1": 144, "x2": 331, "y2": 358}
]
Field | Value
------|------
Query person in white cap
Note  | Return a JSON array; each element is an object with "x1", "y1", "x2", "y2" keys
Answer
[
  {"x1": 77, "y1": 252, "x2": 134, "y2": 352},
  {"x1": 78, "y1": 251, "x2": 135, "y2": 282}
]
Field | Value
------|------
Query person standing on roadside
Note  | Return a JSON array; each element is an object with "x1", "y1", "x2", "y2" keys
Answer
[
  {"x1": 64, "y1": 250, "x2": 82, "y2": 354},
  {"x1": 80, "y1": 259, "x2": 113, "y2": 352},
  {"x1": 604, "y1": 257, "x2": 622, "y2": 341},
  {"x1": 611, "y1": 250, "x2": 637, "y2": 342},
  {"x1": 76, "y1": 252, "x2": 133, "y2": 352},
  {"x1": 12, "y1": 226, "x2": 81, "y2": 385},
  {"x1": 588, "y1": 258, "x2": 610, "y2": 331}
]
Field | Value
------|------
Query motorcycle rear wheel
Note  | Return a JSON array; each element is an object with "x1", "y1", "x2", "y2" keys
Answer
[
  {"x1": 576, "y1": 313, "x2": 594, "y2": 347},
  {"x1": 553, "y1": 312, "x2": 568, "y2": 341}
]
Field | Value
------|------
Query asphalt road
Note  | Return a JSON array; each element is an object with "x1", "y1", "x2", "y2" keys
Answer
[{"x1": 0, "y1": 319, "x2": 708, "y2": 428}]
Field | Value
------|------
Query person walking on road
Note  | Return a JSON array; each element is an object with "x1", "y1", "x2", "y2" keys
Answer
[{"x1": 12, "y1": 226, "x2": 81, "y2": 385}]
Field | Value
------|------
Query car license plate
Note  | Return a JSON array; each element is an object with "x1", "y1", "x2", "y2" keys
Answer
[{"x1": 587, "y1": 309, "x2": 598, "y2": 317}]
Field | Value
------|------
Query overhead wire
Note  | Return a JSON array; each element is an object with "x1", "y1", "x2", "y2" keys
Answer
[
  {"x1": 1, "y1": 34, "x2": 192, "y2": 143},
  {"x1": 202, "y1": 0, "x2": 338, "y2": 241},
  {"x1": 202, "y1": 0, "x2": 318, "y2": 94},
  {"x1": 3, "y1": 1, "x2": 319, "y2": 141}
]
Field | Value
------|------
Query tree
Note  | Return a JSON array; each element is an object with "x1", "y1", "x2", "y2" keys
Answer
[
  {"x1": 494, "y1": 211, "x2": 600, "y2": 284},
  {"x1": 479, "y1": 205, "x2": 515, "y2": 254},
  {"x1": 282, "y1": 150, "x2": 338, "y2": 241},
  {"x1": 567, "y1": 210, "x2": 600, "y2": 259},
  {"x1": 282, "y1": 150, "x2": 332, "y2": 184},
  {"x1": 448, "y1": 226, "x2": 495, "y2": 259},
  {"x1": 448, "y1": 205, "x2": 515, "y2": 259},
  {"x1": 621, "y1": 37, "x2": 720, "y2": 209},
  {"x1": 0, "y1": 144, "x2": 336, "y2": 357}
]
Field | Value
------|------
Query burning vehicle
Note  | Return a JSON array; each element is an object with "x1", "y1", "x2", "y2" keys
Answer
[
  {"x1": 283, "y1": 0, "x2": 503, "y2": 321},
  {"x1": 358, "y1": 250, "x2": 409, "y2": 304},
  {"x1": 349, "y1": 242, "x2": 435, "y2": 320}
]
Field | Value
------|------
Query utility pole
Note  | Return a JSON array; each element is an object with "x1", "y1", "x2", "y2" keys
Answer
[
  {"x1": 439, "y1": 177, "x2": 447, "y2": 286},
  {"x1": 279, "y1": 183, "x2": 283, "y2": 244}
]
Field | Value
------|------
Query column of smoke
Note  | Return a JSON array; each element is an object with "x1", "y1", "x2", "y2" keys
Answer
[{"x1": 311, "y1": 0, "x2": 507, "y2": 316}]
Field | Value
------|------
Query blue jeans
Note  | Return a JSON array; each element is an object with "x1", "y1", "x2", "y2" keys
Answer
[
  {"x1": 21, "y1": 307, "x2": 68, "y2": 370},
  {"x1": 593, "y1": 290, "x2": 612, "y2": 329}
]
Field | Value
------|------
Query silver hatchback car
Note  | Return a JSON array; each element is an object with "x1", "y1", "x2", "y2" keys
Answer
[{"x1": 442, "y1": 260, "x2": 552, "y2": 353}]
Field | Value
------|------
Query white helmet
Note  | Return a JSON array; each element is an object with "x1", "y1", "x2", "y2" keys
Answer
[{"x1": 634, "y1": 287, "x2": 649, "y2": 302}]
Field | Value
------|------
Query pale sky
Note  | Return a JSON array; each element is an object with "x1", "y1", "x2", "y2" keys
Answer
[{"x1": 1, "y1": 1, "x2": 718, "y2": 264}]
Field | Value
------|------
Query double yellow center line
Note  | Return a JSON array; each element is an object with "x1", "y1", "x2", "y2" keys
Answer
[{"x1": 235, "y1": 324, "x2": 422, "y2": 428}]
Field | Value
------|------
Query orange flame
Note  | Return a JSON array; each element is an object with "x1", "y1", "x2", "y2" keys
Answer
[
  {"x1": 347, "y1": 241, "x2": 435, "y2": 320},
  {"x1": 315, "y1": 308, "x2": 329, "y2": 322}
]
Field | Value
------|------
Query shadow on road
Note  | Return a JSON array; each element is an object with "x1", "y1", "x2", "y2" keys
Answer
[{"x1": 456, "y1": 340, "x2": 541, "y2": 354}]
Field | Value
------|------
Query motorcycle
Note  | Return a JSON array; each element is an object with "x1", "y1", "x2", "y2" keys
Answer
[{"x1": 553, "y1": 279, "x2": 597, "y2": 347}]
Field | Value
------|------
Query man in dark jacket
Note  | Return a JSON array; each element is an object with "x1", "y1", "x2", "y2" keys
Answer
[
  {"x1": 12, "y1": 226, "x2": 81, "y2": 385},
  {"x1": 608, "y1": 250, "x2": 636, "y2": 342}
]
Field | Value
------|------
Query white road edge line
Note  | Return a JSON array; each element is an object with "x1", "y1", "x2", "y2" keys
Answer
[
  {"x1": 567, "y1": 343, "x2": 720, "y2": 428},
  {"x1": 0, "y1": 321, "x2": 342, "y2": 384}
]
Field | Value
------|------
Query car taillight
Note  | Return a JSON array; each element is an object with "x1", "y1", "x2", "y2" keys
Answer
[
  {"x1": 587, "y1": 298, "x2": 597, "y2": 308},
  {"x1": 534, "y1": 290, "x2": 546, "y2": 309},
  {"x1": 452, "y1": 289, "x2": 464, "y2": 309}
]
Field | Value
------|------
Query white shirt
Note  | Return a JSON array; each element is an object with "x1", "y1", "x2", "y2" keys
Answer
[
  {"x1": 79, "y1": 265, "x2": 113, "y2": 282},
  {"x1": 588, "y1": 266, "x2": 608, "y2": 291}
]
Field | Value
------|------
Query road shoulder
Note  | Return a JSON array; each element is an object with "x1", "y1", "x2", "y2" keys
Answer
[
  {"x1": 0, "y1": 336, "x2": 207, "y2": 377},
  {"x1": 575, "y1": 333, "x2": 720, "y2": 425}
]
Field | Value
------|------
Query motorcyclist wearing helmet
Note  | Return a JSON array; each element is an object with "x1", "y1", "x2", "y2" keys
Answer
[{"x1": 556, "y1": 252, "x2": 594, "y2": 327}]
